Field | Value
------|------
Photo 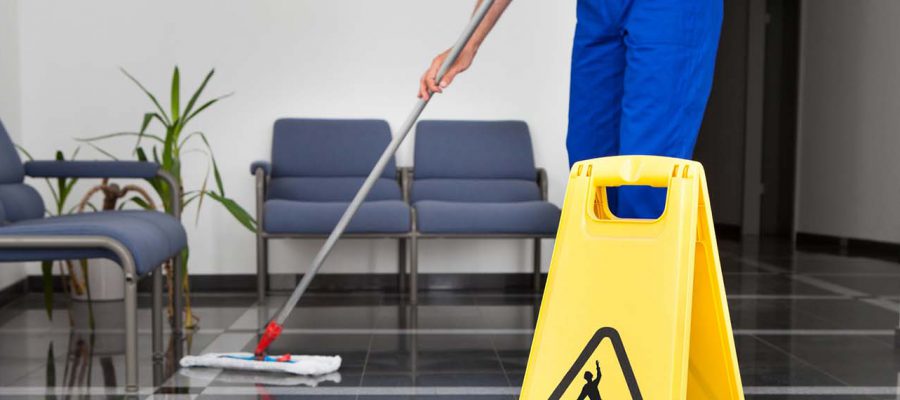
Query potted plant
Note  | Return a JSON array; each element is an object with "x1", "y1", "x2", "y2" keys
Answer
[
  {"x1": 81, "y1": 66, "x2": 256, "y2": 328},
  {"x1": 66, "y1": 178, "x2": 158, "y2": 301}
]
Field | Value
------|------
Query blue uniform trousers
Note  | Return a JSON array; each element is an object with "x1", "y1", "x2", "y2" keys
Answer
[{"x1": 567, "y1": 0, "x2": 723, "y2": 218}]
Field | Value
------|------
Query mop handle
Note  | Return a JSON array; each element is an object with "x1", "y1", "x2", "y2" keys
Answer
[{"x1": 270, "y1": 0, "x2": 496, "y2": 327}]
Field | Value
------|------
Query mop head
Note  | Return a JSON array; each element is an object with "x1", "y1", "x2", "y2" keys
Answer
[{"x1": 180, "y1": 353, "x2": 341, "y2": 376}]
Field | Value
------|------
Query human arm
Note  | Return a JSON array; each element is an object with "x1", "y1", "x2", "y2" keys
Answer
[{"x1": 417, "y1": 0, "x2": 512, "y2": 100}]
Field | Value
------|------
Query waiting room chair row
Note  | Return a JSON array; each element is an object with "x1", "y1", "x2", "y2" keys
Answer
[{"x1": 251, "y1": 119, "x2": 561, "y2": 304}]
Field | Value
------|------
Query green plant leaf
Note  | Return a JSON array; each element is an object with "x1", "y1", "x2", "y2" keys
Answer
[
  {"x1": 135, "y1": 146, "x2": 149, "y2": 162},
  {"x1": 206, "y1": 191, "x2": 257, "y2": 231},
  {"x1": 171, "y1": 66, "x2": 181, "y2": 124},
  {"x1": 45, "y1": 343, "x2": 55, "y2": 389},
  {"x1": 83, "y1": 142, "x2": 119, "y2": 160},
  {"x1": 120, "y1": 68, "x2": 172, "y2": 125},
  {"x1": 182, "y1": 192, "x2": 201, "y2": 209},
  {"x1": 188, "y1": 131, "x2": 225, "y2": 195},
  {"x1": 14, "y1": 144, "x2": 34, "y2": 161},
  {"x1": 183, "y1": 92, "x2": 233, "y2": 125},
  {"x1": 80, "y1": 259, "x2": 95, "y2": 330},
  {"x1": 182, "y1": 69, "x2": 215, "y2": 121},
  {"x1": 194, "y1": 165, "x2": 210, "y2": 225},
  {"x1": 77, "y1": 131, "x2": 165, "y2": 145},
  {"x1": 41, "y1": 261, "x2": 54, "y2": 320},
  {"x1": 162, "y1": 126, "x2": 175, "y2": 171},
  {"x1": 122, "y1": 196, "x2": 153, "y2": 210}
]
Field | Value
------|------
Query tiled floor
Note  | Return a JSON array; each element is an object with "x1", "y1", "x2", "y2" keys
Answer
[{"x1": 0, "y1": 239, "x2": 898, "y2": 399}]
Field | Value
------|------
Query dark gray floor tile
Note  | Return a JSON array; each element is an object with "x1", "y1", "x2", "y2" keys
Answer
[
  {"x1": 759, "y1": 335, "x2": 900, "y2": 386},
  {"x1": 724, "y1": 274, "x2": 834, "y2": 295},
  {"x1": 734, "y1": 335, "x2": 845, "y2": 386},
  {"x1": 728, "y1": 298, "x2": 899, "y2": 329},
  {"x1": 815, "y1": 275, "x2": 900, "y2": 296}
]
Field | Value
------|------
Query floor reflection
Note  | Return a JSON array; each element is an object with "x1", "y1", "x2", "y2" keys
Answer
[{"x1": 0, "y1": 238, "x2": 895, "y2": 399}]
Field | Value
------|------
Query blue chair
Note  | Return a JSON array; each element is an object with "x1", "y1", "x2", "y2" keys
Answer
[
  {"x1": 0, "y1": 120, "x2": 185, "y2": 392},
  {"x1": 251, "y1": 119, "x2": 412, "y2": 300},
  {"x1": 409, "y1": 120, "x2": 561, "y2": 303}
]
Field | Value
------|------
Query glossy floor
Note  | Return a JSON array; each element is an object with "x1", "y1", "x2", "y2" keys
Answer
[{"x1": 0, "y1": 239, "x2": 898, "y2": 399}]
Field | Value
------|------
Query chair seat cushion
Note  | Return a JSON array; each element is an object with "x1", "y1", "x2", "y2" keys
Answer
[
  {"x1": 411, "y1": 179, "x2": 541, "y2": 203},
  {"x1": 0, "y1": 210, "x2": 187, "y2": 276},
  {"x1": 268, "y1": 177, "x2": 402, "y2": 202},
  {"x1": 264, "y1": 200, "x2": 410, "y2": 234},
  {"x1": 414, "y1": 200, "x2": 560, "y2": 234}
]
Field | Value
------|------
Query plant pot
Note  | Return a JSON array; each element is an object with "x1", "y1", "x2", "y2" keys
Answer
[{"x1": 70, "y1": 258, "x2": 125, "y2": 301}]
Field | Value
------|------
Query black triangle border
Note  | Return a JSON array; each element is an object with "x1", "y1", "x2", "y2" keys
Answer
[{"x1": 549, "y1": 327, "x2": 643, "y2": 400}]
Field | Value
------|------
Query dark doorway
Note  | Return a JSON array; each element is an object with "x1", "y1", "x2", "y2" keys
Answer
[{"x1": 760, "y1": 0, "x2": 800, "y2": 236}]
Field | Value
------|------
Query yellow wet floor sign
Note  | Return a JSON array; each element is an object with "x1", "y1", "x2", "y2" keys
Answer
[{"x1": 521, "y1": 156, "x2": 743, "y2": 399}]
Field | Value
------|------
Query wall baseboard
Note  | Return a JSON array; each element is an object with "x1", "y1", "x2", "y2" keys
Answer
[
  {"x1": 796, "y1": 232, "x2": 900, "y2": 261},
  {"x1": 0, "y1": 278, "x2": 27, "y2": 309},
  {"x1": 26, "y1": 273, "x2": 548, "y2": 294}
]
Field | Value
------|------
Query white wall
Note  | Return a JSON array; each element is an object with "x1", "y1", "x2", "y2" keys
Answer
[
  {"x1": 0, "y1": 0, "x2": 28, "y2": 290},
  {"x1": 796, "y1": 0, "x2": 900, "y2": 243},
  {"x1": 16, "y1": 0, "x2": 575, "y2": 275}
]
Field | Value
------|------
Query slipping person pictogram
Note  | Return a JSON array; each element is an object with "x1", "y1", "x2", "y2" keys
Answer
[{"x1": 577, "y1": 360, "x2": 602, "y2": 400}]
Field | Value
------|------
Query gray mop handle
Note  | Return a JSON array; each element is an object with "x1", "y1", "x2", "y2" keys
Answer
[{"x1": 271, "y1": 0, "x2": 496, "y2": 325}]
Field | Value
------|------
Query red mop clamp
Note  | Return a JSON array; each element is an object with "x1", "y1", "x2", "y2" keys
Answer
[{"x1": 254, "y1": 321, "x2": 283, "y2": 359}]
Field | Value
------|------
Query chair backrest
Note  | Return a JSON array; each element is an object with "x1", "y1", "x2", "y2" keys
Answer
[
  {"x1": 412, "y1": 120, "x2": 540, "y2": 203},
  {"x1": 271, "y1": 119, "x2": 396, "y2": 178},
  {"x1": 267, "y1": 119, "x2": 401, "y2": 202},
  {"x1": 0, "y1": 121, "x2": 45, "y2": 223}
]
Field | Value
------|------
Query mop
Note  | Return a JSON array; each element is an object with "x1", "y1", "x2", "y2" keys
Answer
[{"x1": 179, "y1": 0, "x2": 497, "y2": 376}]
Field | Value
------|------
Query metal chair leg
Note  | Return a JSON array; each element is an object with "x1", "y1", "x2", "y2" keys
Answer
[
  {"x1": 533, "y1": 238, "x2": 542, "y2": 292},
  {"x1": 410, "y1": 235, "x2": 418, "y2": 305},
  {"x1": 257, "y1": 235, "x2": 268, "y2": 303},
  {"x1": 151, "y1": 268, "x2": 163, "y2": 360},
  {"x1": 172, "y1": 252, "x2": 184, "y2": 360},
  {"x1": 398, "y1": 238, "x2": 407, "y2": 293},
  {"x1": 124, "y1": 271, "x2": 139, "y2": 393}
]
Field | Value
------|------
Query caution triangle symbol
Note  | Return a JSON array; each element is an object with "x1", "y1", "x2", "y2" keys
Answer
[{"x1": 550, "y1": 327, "x2": 643, "y2": 400}]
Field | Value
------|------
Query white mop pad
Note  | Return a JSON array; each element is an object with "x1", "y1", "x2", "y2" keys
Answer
[
  {"x1": 179, "y1": 366, "x2": 342, "y2": 387},
  {"x1": 180, "y1": 353, "x2": 341, "y2": 376}
]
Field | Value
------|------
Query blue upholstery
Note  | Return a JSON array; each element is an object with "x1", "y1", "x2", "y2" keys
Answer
[
  {"x1": 0, "y1": 118, "x2": 186, "y2": 278},
  {"x1": 250, "y1": 161, "x2": 271, "y2": 176},
  {"x1": 412, "y1": 120, "x2": 560, "y2": 234},
  {"x1": 0, "y1": 121, "x2": 45, "y2": 223},
  {"x1": 412, "y1": 179, "x2": 541, "y2": 203},
  {"x1": 0, "y1": 211, "x2": 186, "y2": 276},
  {"x1": 25, "y1": 161, "x2": 159, "y2": 179},
  {"x1": 0, "y1": 121, "x2": 25, "y2": 184},
  {"x1": 415, "y1": 201, "x2": 560, "y2": 234},
  {"x1": 264, "y1": 200, "x2": 410, "y2": 234},
  {"x1": 271, "y1": 119, "x2": 395, "y2": 178},
  {"x1": 414, "y1": 120, "x2": 536, "y2": 180},
  {"x1": 268, "y1": 177, "x2": 401, "y2": 202},
  {"x1": 0, "y1": 184, "x2": 44, "y2": 223},
  {"x1": 257, "y1": 119, "x2": 410, "y2": 234}
]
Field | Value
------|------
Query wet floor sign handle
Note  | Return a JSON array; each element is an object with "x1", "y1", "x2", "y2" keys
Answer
[{"x1": 521, "y1": 156, "x2": 744, "y2": 400}]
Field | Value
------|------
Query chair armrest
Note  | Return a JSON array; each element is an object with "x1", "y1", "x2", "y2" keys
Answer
[
  {"x1": 250, "y1": 161, "x2": 271, "y2": 176},
  {"x1": 536, "y1": 168, "x2": 548, "y2": 201},
  {"x1": 253, "y1": 163, "x2": 268, "y2": 233},
  {"x1": 25, "y1": 160, "x2": 181, "y2": 220},
  {"x1": 25, "y1": 160, "x2": 160, "y2": 179}
]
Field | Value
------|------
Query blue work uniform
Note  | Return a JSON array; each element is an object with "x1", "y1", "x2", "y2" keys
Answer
[{"x1": 567, "y1": 0, "x2": 723, "y2": 218}]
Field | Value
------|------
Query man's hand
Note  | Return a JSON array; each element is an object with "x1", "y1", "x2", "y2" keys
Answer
[
  {"x1": 418, "y1": 47, "x2": 477, "y2": 101},
  {"x1": 415, "y1": 0, "x2": 511, "y2": 101}
]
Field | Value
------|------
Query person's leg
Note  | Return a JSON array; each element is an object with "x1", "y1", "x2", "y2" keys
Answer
[
  {"x1": 567, "y1": 0, "x2": 628, "y2": 168},
  {"x1": 616, "y1": 0, "x2": 723, "y2": 218}
]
